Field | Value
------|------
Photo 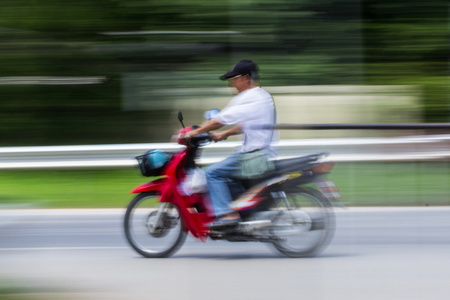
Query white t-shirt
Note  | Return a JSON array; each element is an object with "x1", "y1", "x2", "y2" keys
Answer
[{"x1": 215, "y1": 86, "x2": 279, "y2": 155}]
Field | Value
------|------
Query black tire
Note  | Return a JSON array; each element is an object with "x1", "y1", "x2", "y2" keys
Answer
[
  {"x1": 270, "y1": 187, "x2": 335, "y2": 258},
  {"x1": 124, "y1": 192, "x2": 187, "y2": 258}
]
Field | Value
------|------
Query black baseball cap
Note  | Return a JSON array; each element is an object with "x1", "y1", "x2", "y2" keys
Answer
[{"x1": 219, "y1": 60, "x2": 259, "y2": 80}]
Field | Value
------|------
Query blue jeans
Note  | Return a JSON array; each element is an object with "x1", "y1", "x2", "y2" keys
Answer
[{"x1": 205, "y1": 153, "x2": 245, "y2": 217}]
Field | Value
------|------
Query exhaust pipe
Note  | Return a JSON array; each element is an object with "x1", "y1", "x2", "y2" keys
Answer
[{"x1": 238, "y1": 220, "x2": 272, "y2": 232}]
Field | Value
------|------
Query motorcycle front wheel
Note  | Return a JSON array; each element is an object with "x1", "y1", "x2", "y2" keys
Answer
[
  {"x1": 124, "y1": 192, "x2": 186, "y2": 258},
  {"x1": 270, "y1": 187, "x2": 335, "y2": 258}
]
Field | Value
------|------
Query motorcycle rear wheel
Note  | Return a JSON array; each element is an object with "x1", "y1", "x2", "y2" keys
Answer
[
  {"x1": 270, "y1": 187, "x2": 335, "y2": 258},
  {"x1": 124, "y1": 192, "x2": 186, "y2": 258}
]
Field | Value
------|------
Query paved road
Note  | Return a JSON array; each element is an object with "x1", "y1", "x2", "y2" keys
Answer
[{"x1": 1, "y1": 207, "x2": 450, "y2": 300}]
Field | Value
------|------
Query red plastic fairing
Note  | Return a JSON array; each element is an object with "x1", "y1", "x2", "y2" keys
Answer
[
  {"x1": 130, "y1": 177, "x2": 168, "y2": 194},
  {"x1": 175, "y1": 126, "x2": 196, "y2": 145},
  {"x1": 176, "y1": 126, "x2": 194, "y2": 134}
]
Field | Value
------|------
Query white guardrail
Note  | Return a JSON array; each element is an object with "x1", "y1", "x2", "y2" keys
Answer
[{"x1": 0, "y1": 135, "x2": 448, "y2": 169}]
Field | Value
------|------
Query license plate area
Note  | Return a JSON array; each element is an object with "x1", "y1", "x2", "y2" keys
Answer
[{"x1": 315, "y1": 180, "x2": 342, "y2": 200}]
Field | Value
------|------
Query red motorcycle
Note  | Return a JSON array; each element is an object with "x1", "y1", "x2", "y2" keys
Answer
[{"x1": 124, "y1": 111, "x2": 341, "y2": 258}]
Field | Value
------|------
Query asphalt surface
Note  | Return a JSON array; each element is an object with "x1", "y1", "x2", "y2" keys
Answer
[{"x1": 1, "y1": 207, "x2": 450, "y2": 300}]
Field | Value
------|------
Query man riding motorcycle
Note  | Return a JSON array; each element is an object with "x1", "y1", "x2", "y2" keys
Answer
[{"x1": 182, "y1": 60, "x2": 279, "y2": 229}]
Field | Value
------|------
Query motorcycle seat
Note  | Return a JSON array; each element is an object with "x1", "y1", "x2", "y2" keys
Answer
[
  {"x1": 237, "y1": 152, "x2": 329, "y2": 189},
  {"x1": 272, "y1": 152, "x2": 328, "y2": 175}
]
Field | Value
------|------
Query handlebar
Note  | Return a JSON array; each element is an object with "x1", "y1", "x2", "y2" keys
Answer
[
  {"x1": 189, "y1": 132, "x2": 212, "y2": 143},
  {"x1": 177, "y1": 131, "x2": 212, "y2": 146}
]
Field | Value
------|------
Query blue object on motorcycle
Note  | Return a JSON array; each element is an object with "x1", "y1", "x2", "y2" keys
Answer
[
  {"x1": 136, "y1": 149, "x2": 170, "y2": 177},
  {"x1": 146, "y1": 149, "x2": 170, "y2": 169}
]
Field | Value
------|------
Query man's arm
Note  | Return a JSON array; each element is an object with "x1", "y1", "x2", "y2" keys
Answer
[
  {"x1": 212, "y1": 125, "x2": 242, "y2": 142},
  {"x1": 185, "y1": 119, "x2": 242, "y2": 142},
  {"x1": 187, "y1": 119, "x2": 224, "y2": 137}
]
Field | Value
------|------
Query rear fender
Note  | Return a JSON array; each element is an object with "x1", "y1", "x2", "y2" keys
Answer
[{"x1": 130, "y1": 177, "x2": 168, "y2": 194}]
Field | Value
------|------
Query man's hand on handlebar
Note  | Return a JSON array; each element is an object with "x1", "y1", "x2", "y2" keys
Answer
[
  {"x1": 210, "y1": 131, "x2": 228, "y2": 143},
  {"x1": 174, "y1": 119, "x2": 235, "y2": 144},
  {"x1": 180, "y1": 128, "x2": 199, "y2": 141}
]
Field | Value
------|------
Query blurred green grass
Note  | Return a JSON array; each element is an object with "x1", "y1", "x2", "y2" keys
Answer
[
  {"x1": 332, "y1": 162, "x2": 449, "y2": 206},
  {"x1": 0, "y1": 279, "x2": 66, "y2": 300},
  {"x1": 0, "y1": 162, "x2": 448, "y2": 208},
  {"x1": 0, "y1": 168, "x2": 144, "y2": 208}
]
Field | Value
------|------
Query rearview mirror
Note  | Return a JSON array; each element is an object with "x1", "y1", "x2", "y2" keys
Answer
[{"x1": 177, "y1": 110, "x2": 185, "y2": 128}]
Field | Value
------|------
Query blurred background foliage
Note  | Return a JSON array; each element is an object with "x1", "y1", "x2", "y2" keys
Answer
[{"x1": 0, "y1": 0, "x2": 448, "y2": 146}]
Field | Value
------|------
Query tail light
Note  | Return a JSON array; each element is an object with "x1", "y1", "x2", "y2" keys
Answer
[{"x1": 306, "y1": 161, "x2": 335, "y2": 173}]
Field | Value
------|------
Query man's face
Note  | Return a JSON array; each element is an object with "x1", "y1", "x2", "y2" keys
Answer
[{"x1": 227, "y1": 74, "x2": 249, "y2": 94}]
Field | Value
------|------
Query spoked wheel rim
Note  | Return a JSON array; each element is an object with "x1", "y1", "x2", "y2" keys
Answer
[
  {"x1": 271, "y1": 188, "x2": 335, "y2": 257},
  {"x1": 124, "y1": 193, "x2": 186, "y2": 258}
]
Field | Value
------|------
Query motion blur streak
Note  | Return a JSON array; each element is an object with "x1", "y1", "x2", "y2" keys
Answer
[
  {"x1": 0, "y1": 135, "x2": 448, "y2": 168},
  {"x1": 0, "y1": 1, "x2": 447, "y2": 146}
]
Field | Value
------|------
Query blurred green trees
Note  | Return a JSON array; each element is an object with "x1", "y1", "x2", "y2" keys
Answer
[
  {"x1": 0, "y1": 0, "x2": 447, "y2": 146},
  {"x1": 363, "y1": 0, "x2": 448, "y2": 122}
]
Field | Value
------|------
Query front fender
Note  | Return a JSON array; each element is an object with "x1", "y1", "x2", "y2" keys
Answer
[{"x1": 130, "y1": 177, "x2": 168, "y2": 194}]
